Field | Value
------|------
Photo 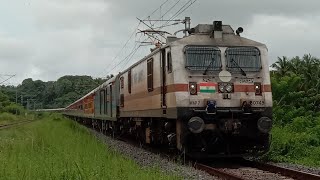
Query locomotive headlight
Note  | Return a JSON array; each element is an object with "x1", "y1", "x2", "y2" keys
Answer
[
  {"x1": 225, "y1": 84, "x2": 233, "y2": 93},
  {"x1": 255, "y1": 82, "x2": 262, "y2": 95},
  {"x1": 218, "y1": 83, "x2": 225, "y2": 93},
  {"x1": 189, "y1": 82, "x2": 197, "y2": 95},
  {"x1": 219, "y1": 83, "x2": 233, "y2": 93}
]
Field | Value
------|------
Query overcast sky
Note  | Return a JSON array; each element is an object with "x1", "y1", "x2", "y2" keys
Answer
[{"x1": 0, "y1": 0, "x2": 319, "y2": 85}]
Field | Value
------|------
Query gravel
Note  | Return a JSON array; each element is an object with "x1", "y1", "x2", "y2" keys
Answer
[
  {"x1": 270, "y1": 162, "x2": 320, "y2": 176},
  {"x1": 220, "y1": 167, "x2": 294, "y2": 180},
  {"x1": 88, "y1": 128, "x2": 320, "y2": 180},
  {"x1": 89, "y1": 129, "x2": 217, "y2": 180}
]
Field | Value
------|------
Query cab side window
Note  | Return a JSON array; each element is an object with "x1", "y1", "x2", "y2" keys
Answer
[
  {"x1": 147, "y1": 58, "x2": 153, "y2": 92},
  {"x1": 128, "y1": 69, "x2": 132, "y2": 94},
  {"x1": 167, "y1": 52, "x2": 172, "y2": 73}
]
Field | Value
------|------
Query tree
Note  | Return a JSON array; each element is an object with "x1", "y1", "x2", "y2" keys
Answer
[{"x1": 271, "y1": 56, "x2": 291, "y2": 77}]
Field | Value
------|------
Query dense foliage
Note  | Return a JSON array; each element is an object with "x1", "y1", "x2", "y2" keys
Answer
[
  {"x1": 267, "y1": 54, "x2": 320, "y2": 166},
  {"x1": 0, "y1": 75, "x2": 111, "y2": 109}
]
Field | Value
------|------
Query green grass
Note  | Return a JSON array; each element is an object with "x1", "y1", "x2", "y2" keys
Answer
[
  {"x1": 0, "y1": 112, "x2": 18, "y2": 122},
  {"x1": 0, "y1": 112, "x2": 36, "y2": 125},
  {"x1": 0, "y1": 114, "x2": 180, "y2": 180}
]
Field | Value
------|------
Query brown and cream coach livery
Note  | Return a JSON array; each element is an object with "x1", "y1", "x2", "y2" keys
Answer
[{"x1": 64, "y1": 20, "x2": 272, "y2": 158}]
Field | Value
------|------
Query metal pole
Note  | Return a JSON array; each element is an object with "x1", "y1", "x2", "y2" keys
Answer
[
  {"x1": 15, "y1": 89, "x2": 18, "y2": 115},
  {"x1": 27, "y1": 99, "x2": 29, "y2": 110}
]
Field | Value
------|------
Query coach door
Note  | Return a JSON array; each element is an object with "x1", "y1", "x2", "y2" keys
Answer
[{"x1": 161, "y1": 48, "x2": 167, "y2": 113}]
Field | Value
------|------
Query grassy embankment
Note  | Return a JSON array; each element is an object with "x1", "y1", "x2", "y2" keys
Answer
[{"x1": 0, "y1": 114, "x2": 180, "y2": 179}]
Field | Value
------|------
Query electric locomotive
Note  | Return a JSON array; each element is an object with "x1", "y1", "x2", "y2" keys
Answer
[{"x1": 64, "y1": 19, "x2": 272, "y2": 158}]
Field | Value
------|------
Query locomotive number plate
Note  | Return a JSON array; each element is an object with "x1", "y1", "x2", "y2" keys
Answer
[
  {"x1": 189, "y1": 100, "x2": 203, "y2": 107},
  {"x1": 239, "y1": 78, "x2": 254, "y2": 84},
  {"x1": 249, "y1": 100, "x2": 265, "y2": 107}
]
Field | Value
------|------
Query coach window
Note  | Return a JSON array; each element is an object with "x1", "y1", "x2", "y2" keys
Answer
[
  {"x1": 100, "y1": 90, "x2": 104, "y2": 114},
  {"x1": 147, "y1": 58, "x2": 153, "y2": 92},
  {"x1": 167, "y1": 52, "x2": 172, "y2": 73},
  {"x1": 120, "y1": 77, "x2": 124, "y2": 89},
  {"x1": 128, "y1": 69, "x2": 132, "y2": 94},
  {"x1": 120, "y1": 94, "x2": 124, "y2": 107},
  {"x1": 105, "y1": 89, "x2": 108, "y2": 114}
]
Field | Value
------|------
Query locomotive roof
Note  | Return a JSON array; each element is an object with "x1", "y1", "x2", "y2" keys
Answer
[
  {"x1": 170, "y1": 24, "x2": 266, "y2": 47},
  {"x1": 118, "y1": 24, "x2": 266, "y2": 76},
  {"x1": 172, "y1": 33, "x2": 266, "y2": 47}
]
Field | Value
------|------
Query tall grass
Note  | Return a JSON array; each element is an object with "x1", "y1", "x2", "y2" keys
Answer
[
  {"x1": 0, "y1": 112, "x2": 17, "y2": 122},
  {"x1": 0, "y1": 114, "x2": 180, "y2": 179}
]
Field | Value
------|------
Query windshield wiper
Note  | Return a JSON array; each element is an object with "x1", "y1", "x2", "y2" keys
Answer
[
  {"x1": 203, "y1": 58, "x2": 216, "y2": 75},
  {"x1": 231, "y1": 58, "x2": 246, "y2": 76}
]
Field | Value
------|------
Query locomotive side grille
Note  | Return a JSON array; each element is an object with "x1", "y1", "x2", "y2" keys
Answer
[
  {"x1": 226, "y1": 47, "x2": 261, "y2": 72},
  {"x1": 185, "y1": 46, "x2": 221, "y2": 71}
]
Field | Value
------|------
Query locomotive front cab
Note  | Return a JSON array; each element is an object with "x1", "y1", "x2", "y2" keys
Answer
[{"x1": 179, "y1": 43, "x2": 272, "y2": 157}]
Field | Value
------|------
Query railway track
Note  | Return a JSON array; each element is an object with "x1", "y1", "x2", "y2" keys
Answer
[
  {"x1": 79, "y1": 121, "x2": 320, "y2": 180},
  {"x1": 195, "y1": 160, "x2": 320, "y2": 180},
  {"x1": 0, "y1": 120, "x2": 35, "y2": 130}
]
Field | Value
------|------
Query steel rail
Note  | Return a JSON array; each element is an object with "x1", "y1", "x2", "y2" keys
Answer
[
  {"x1": 242, "y1": 160, "x2": 320, "y2": 180},
  {"x1": 0, "y1": 120, "x2": 35, "y2": 130},
  {"x1": 194, "y1": 163, "x2": 245, "y2": 180}
]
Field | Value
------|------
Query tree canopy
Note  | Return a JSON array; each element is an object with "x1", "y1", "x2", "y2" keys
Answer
[{"x1": 0, "y1": 75, "x2": 110, "y2": 109}]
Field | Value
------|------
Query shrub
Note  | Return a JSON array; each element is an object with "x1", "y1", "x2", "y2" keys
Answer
[
  {"x1": 2, "y1": 104, "x2": 25, "y2": 115},
  {"x1": 0, "y1": 112, "x2": 17, "y2": 121}
]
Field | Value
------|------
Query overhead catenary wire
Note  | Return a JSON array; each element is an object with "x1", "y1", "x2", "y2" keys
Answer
[
  {"x1": 117, "y1": 35, "x2": 147, "y2": 72},
  {"x1": 158, "y1": 0, "x2": 182, "y2": 26},
  {"x1": 97, "y1": 22, "x2": 141, "y2": 77},
  {"x1": 147, "y1": 0, "x2": 171, "y2": 27},
  {"x1": 106, "y1": 33, "x2": 146, "y2": 74},
  {"x1": 107, "y1": 42, "x2": 142, "y2": 74},
  {"x1": 170, "y1": 0, "x2": 197, "y2": 21},
  {"x1": 100, "y1": 0, "x2": 172, "y2": 77},
  {"x1": 120, "y1": 43, "x2": 145, "y2": 71},
  {"x1": 160, "y1": 0, "x2": 197, "y2": 29},
  {"x1": 0, "y1": 75, "x2": 16, "y2": 85},
  {"x1": 145, "y1": 0, "x2": 170, "y2": 21}
]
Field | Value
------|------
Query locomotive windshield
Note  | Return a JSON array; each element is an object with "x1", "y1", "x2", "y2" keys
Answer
[
  {"x1": 226, "y1": 47, "x2": 261, "y2": 72},
  {"x1": 185, "y1": 46, "x2": 221, "y2": 71}
]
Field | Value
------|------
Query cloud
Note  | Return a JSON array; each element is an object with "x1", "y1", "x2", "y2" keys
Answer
[
  {"x1": 0, "y1": 35, "x2": 32, "y2": 61},
  {"x1": 245, "y1": 14, "x2": 320, "y2": 63},
  {"x1": 1, "y1": 0, "x2": 320, "y2": 85},
  {"x1": 31, "y1": 0, "x2": 110, "y2": 30}
]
